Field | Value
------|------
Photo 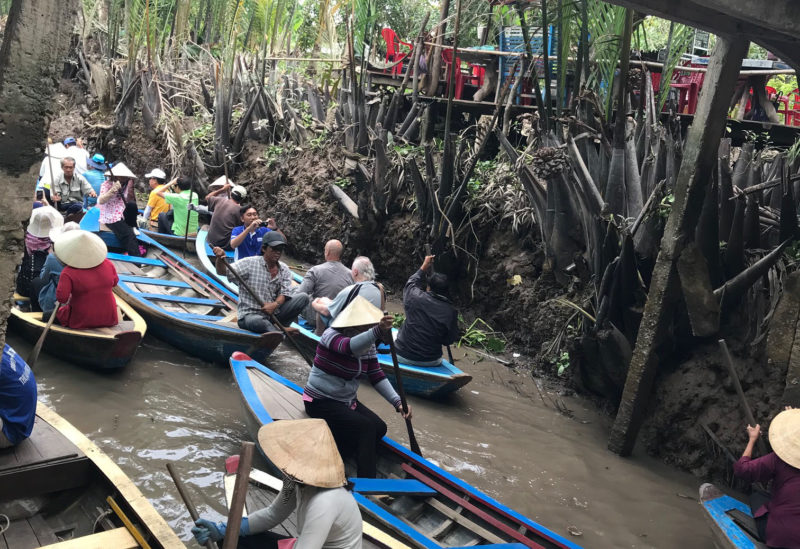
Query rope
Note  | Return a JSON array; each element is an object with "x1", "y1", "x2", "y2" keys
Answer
[
  {"x1": 92, "y1": 508, "x2": 113, "y2": 533},
  {"x1": 0, "y1": 514, "x2": 9, "y2": 536}
]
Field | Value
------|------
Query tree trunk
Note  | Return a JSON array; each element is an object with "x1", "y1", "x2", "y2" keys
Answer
[
  {"x1": 0, "y1": 0, "x2": 80, "y2": 351},
  {"x1": 425, "y1": 0, "x2": 451, "y2": 97}
]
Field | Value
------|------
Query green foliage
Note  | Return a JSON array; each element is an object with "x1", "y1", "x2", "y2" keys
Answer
[
  {"x1": 784, "y1": 240, "x2": 800, "y2": 263},
  {"x1": 658, "y1": 193, "x2": 674, "y2": 219},
  {"x1": 392, "y1": 143, "x2": 422, "y2": 157},
  {"x1": 467, "y1": 160, "x2": 495, "y2": 197},
  {"x1": 264, "y1": 144, "x2": 284, "y2": 167},
  {"x1": 334, "y1": 177, "x2": 352, "y2": 189},
  {"x1": 555, "y1": 351, "x2": 570, "y2": 376},
  {"x1": 310, "y1": 131, "x2": 329, "y2": 151},
  {"x1": 457, "y1": 316, "x2": 506, "y2": 353},
  {"x1": 391, "y1": 312, "x2": 405, "y2": 328},
  {"x1": 788, "y1": 138, "x2": 800, "y2": 165}
]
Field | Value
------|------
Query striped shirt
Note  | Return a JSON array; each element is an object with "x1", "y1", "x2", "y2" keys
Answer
[
  {"x1": 232, "y1": 256, "x2": 294, "y2": 317},
  {"x1": 304, "y1": 326, "x2": 401, "y2": 408}
]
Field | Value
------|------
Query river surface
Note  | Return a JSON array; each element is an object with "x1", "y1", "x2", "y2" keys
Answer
[{"x1": 6, "y1": 323, "x2": 717, "y2": 548}]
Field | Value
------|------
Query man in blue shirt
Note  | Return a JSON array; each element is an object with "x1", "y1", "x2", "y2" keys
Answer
[
  {"x1": 0, "y1": 345, "x2": 37, "y2": 448},
  {"x1": 83, "y1": 153, "x2": 107, "y2": 209},
  {"x1": 230, "y1": 206, "x2": 282, "y2": 260}
]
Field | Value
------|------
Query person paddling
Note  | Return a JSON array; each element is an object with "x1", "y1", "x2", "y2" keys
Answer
[
  {"x1": 733, "y1": 407, "x2": 800, "y2": 548},
  {"x1": 303, "y1": 295, "x2": 412, "y2": 478},
  {"x1": 192, "y1": 419, "x2": 362, "y2": 549}
]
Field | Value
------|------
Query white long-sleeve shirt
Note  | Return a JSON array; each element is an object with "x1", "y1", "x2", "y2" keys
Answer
[{"x1": 248, "y1": 482, "x2": 362, "y2": 549}]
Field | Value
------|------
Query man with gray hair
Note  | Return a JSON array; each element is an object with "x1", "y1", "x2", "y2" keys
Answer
[
  {"x1": 298, "y1": 239, "x2": 354, "y2": 329},
  {"x1": 311, "y1": 255, "x2": 384, "y2": 331},
  {"x1": 51, "y1": 157, "x2": 95, "y2": 212}
]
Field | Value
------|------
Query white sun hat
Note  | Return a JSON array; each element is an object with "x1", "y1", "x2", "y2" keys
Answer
[
  {"x1": 257, "y1": 419, "x2": 346, "y2": 488},
  {"x1": 144, "y1": 168, "x2": 167, "y2": 180},
  {"x1": 209, "y1": 175, "x2": 232, "y2": 189},
  {"x1": 331, "y1": 294, "x2": 384, "y2": 329},
  {"x1": 53, "y1": 230, "x2": 108, "y2": 269},
  {"x1": 28, "y1": 206, "x2": 63, "y2": 238}
]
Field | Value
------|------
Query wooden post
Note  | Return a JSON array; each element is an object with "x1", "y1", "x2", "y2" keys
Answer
[
  {"x1": 607, "y1": 36, "x2": 749, "y2": 456},
  {"x1": 222, "y1": 441, "x2": 255, "y2": 549},
  {"x1": 425, "y1": 0, "x2": 451, "y2": 97}
]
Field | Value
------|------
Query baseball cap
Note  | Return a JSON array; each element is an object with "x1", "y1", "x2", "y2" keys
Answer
[
  {"x1": 63, "y1": 137, "x2": 77, "y2": 146},
  {"x1": 144, "y1": 168, "x2": 167, "y2": 180},
  {"x1": 262, "y1": 231, "x2": 287, "y2": 249}
]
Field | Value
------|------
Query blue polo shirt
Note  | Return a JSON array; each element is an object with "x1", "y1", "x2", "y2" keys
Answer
[
  {"x1": 0, "y1": 345, "x2": 37, "y2": 445},
  {"x1": 231, "y1": 226, "x2": 272, "y2": 260}
]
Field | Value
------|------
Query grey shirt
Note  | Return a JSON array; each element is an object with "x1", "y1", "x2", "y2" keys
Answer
[
  {"x1": 328, "y1": 282, "x2": 382, "y2": 320},
  {"x1": 297, "y1": 261, "x2": 354, "y2": 300},
  {"x1": 248, "y1": 482, "x2": 362, "y2": 549},
  {"x1": 54, "y1": 172, "x2": 92, "y2": 202}
]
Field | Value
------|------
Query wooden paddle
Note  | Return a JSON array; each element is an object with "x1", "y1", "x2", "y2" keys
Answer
[
  {"x1": 166, "y1": 463, "x2": 218, "y2": 549},
  {"x1": 43, "y1": 138, "x2": 55, "y2": 207},
  {"x1": 719, "y1": 339, "x2": 769, "y2": 456},
  {"x1": 222, "y1": 441, "x2": 255, "y2": 549},
  {"x1": 27, "y1": 305, "x2": 60, "y2": 368},
  {"x1": 222, "y1": 260, "x2": 316, "y2": 367},
  {"x1": 183, "y1": 175, "x2": 196, "y2": 259},
  {"x1": 385, "y1": 319, "x2": 422, "y2": 456}
]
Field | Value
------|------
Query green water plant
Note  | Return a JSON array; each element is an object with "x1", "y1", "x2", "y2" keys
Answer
[{"x1": 458, "y1": 317, "x2": 506, "y2": 352}]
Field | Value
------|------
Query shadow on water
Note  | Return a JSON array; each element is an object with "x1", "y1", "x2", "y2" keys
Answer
[{"x1": 7, "y1": 330, "x2": 715, "y2": 548}]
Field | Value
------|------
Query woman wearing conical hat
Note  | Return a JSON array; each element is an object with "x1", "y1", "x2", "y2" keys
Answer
[
  {"x1": 192, "y1": 419, "x2": 362, "y2": 549},
  {"x1": 53, "y1": 230, "x2": 119, "y2": 329},
  {"x1": 303, "y1": 294, "x2": 412, "y2": 479},
  {"x1": 733, "y1": 407, "x2": 800, "y2": 548}
]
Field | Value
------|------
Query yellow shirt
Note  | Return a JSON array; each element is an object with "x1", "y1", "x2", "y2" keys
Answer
[{"x1": 146, "y1": 185, "x2": 171, "y2": 226}]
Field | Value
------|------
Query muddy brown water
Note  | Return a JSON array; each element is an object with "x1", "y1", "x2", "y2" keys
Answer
[{"x1": 7, "y1": 327, "x2": 718, "y2": 549}]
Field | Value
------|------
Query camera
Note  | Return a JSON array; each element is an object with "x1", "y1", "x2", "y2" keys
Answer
[{"x1": 259, "y1": 221, "x2": 271, "y2": 227}]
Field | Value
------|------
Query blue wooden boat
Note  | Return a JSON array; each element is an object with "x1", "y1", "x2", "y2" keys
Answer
[
  {"x1": 109, "y1": 232, "x2": 283, "y2": 365},
  {"x1": 196, "y1": 228, "x2": 238, "y2": 292},
  {"x1": 699, "y1": 483, "x2": 768, "y2": 549},
  {"x1": 79, "y1": 206, "x2": 196, "y2": 252},
  {"x1": 290, "y1": 318, "x2": 472, "y2": 398},
  {"x1": 230, "y1": 352, "x2": 581, "y2": 549}
]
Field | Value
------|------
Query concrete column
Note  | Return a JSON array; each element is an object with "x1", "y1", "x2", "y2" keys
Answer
[
  {"x1": 608, "y1": 36, "x2": 749, "y2": 456},
  {"x1": 0, "y1": 0, "x2": 80, "y2": 348}
]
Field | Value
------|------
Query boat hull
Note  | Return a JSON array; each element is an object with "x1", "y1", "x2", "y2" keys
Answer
[
  {"x1": 291, "y1": 319, "x2": 472, "y2": 398},
  {"x1": 699, "y1": 483, "x2": 768, "y2": 549},
  {"x1": 111, "y1": 232, "x2": 283, "y2": 365},
  {"x1": 8, "y1": 295, "x2": 145, "y2": 370}
]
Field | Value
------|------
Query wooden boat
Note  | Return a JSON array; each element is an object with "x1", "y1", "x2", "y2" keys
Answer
[
  {"x1": 110, "y1": 232, "x2": 284, "y2": 365},
  {"x1": 699, "y1": 483, "x2": 768, "y2": 549},
  {"x1": 229, "y1": 352, "x2": 581, "y2": 549},
  {"x1": 79, "y1": 206, "x2": 196, "y2": 252},
  {"x1": 140, "y1": 228, "x2": 196, "y2": 254},
  {"x1": 290, "y1": 319, "x2": 472, "y2": 398},
  {"x1": 8, "y1": 293, "x2": 146, "y2": 370},
  {"x1": 221, "y1": 458, "x2": 411, "y2": 548},
  {"x1": 196, "y1": 228, "x2": 238, "y2": 293},
  {"x1": 0, "y1": 400, "x2": 183, "y2": 548}
]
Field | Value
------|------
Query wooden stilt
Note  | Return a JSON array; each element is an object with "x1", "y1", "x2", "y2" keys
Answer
[{"x1": 607, "y1": 36, "x2": 749, "y2": 456}]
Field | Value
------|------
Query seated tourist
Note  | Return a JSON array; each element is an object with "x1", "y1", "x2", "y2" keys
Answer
[
  {"x1": 156, "y1": 177, "x2": 199, "y2": 237},
  {"x1": 30, "y1": 221, "x2": 80, "y2": 314},
  {"x1": 230, "y1": 206, "x2": 280, "y2": 260},
  {"x1": 0, "y1": 345, "x2": 37, "y2": 449},
  {"x1": 51, "y1": 156, "x2": 95, "y2": 213},
  {"x1": 54, "y1": 230, "x2": 119, "y2": 329},
  {"x1": 311, "y1": 256, "x2": 383, "y2": 331},
  {"x1": 297, "y1": 239, "x2": 354, "y2": 330},
  {"x1": 141, "y1": 168, "x2": 169, "y2": 230},
  {"x1": 17, "y1": 206, "x2": 63, "y2": 298}
]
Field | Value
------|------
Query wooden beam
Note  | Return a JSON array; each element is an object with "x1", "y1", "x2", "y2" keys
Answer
[{"x1": 607, "y1": 35, "x2": 749, "y2": 456}]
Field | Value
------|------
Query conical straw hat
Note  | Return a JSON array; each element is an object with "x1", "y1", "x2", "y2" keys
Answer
[
  {"x1": 210, "y1": 175, "x2": 232, "y2": 189},
  {"x1": 28, "y1": 206, "x2": 63, "y2": 238},
  {"x1": 53, "y1": 230, "x2": 108, "y2": 269},
  {"x1": 104, "y1": 162, "x2": 137, "y2": 179},
  {"x1": 49, "y1": 221, "x2": 80, "y2": 241},
  {"x1": 331, "y1": 294, "x2": 383, "y2": 329},
  {"x1": 769, "y1": 408, "x2": 800, "y2": 469},
  {"x1": 257, "y1": 419, "x2": 345, "y2": 488}
]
